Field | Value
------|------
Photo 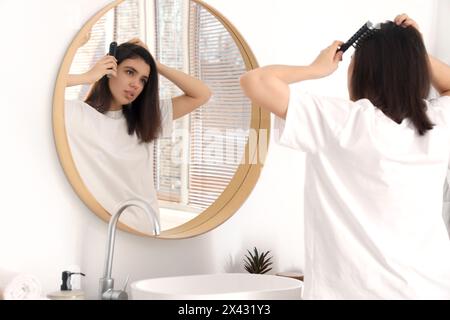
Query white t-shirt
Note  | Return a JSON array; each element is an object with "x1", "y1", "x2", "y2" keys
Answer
[
  {"x1": 65, "y1": 99, "x2": 173, "y2": 234},
  {"x1": 276, "y1": 87, "x2": 450, "y2": 299}
]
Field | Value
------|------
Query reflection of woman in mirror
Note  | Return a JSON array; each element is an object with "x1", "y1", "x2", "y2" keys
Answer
[
  {"x1": 65, "y1": 37, "x2": 211, "y2": 233},
  {"x1": 241, "y1": 14, "x2": 450, "y2": 299}
]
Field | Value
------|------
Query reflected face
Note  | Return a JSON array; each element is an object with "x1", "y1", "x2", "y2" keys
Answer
[{"x1": 108, "y1": 58, "x2": 150, "y2": 107}]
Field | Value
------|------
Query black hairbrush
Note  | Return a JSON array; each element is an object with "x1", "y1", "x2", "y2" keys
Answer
[
  {"x1": 108, "y1": 41, "x2": 118, "y2": 57},
  {"x1": 106, "y1": 42, "x2": 117, "y2": 78},
  {"x1": 338, "y1": 21, "x2": 379, "y2": 53}
]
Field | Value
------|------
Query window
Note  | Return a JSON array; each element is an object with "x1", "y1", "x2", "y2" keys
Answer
[{"x1": 154, "y1": 0, "x2": 251, "y2": 211}]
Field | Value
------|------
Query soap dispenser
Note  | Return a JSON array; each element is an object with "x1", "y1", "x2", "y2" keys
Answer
[{"x1": 47, "y1": 271, "x2": 86, "y2": 300}]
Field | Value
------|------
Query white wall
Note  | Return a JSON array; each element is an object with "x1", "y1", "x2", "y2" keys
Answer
[
  {"x1": 435, "y1": 0, "x2": 450, "y2": 63},
  {"x1": 0, "y1": 0, "x2": 446, "y2": 299}
]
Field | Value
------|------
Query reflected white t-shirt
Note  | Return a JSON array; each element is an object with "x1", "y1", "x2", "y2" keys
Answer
[
  {"x1": 275, "y1": 87, "x2": 450, "y2": 299},
  {"x1": 65, "y1": 99, "x2": 173, "y2": 234}
]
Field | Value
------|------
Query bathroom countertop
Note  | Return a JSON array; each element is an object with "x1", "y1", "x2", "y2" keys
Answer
[{"x1": 276, "y1": 272, "x2": 304, "y2": 281}]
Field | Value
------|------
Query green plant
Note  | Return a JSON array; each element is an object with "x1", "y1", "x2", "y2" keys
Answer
[{"x1": 244, "y1": 247, "x2": 273, "y2": 274}]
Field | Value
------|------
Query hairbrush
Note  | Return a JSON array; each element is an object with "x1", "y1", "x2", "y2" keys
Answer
[
  {"x1": 338, "y1": 21, "x2": 380, "y2": 53},
  {"x1": 106, "y1": 42, "x2": 117, "y2": 78},
  {"x1": 108, "y1": 41, "x2": 118, "y2": 57}
]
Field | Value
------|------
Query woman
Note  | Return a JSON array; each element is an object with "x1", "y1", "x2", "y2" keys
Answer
[
  {"x1": 240, "y1": 14, "x2": 450, "y2": 299},
  {"x1": 66, "y1": 38, "x2": 211, "y2": 233}
]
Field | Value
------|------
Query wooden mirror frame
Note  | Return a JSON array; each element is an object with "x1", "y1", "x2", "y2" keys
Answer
[{"x1": 52, "y1": 0, "x2": 270, "y2": 239}]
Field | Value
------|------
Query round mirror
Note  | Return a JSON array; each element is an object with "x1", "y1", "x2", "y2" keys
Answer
[{"x1": 53, "y1": 0, "x2": 269, "y2": 238}]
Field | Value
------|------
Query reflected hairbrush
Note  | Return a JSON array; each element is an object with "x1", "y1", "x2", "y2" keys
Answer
[
  {"x1": 338, "y1": 21, "x2": 380, "y2": 53},
  {"x1": 108, "y1": 41, "x2": 117, "y2": 57},
  {"x1": 107, "y1": 42, "x2": 117, "y2": 78}
]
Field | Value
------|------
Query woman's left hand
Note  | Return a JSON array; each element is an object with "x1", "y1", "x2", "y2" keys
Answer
[
  {"x1": 309, "y1": 40, "x2": 344, "y2": 79},
  {"x1": 127, "y1": 38, "x2": 164, "y2": 71},
  {"x1": 127, "y1": 37, "x2": 150, "y2": 51},
  {"x1": 394, "y1": 14, "x2": 420, "y2": 31}
]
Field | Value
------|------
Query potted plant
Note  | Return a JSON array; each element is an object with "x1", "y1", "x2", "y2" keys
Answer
[{"x1": 244, "y1": 247, "x2": 273, "y2": 274}]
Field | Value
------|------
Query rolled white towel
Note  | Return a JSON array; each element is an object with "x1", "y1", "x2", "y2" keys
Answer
[{"x1": 0, "y1": 269, "x2": 42, "y2": 300}]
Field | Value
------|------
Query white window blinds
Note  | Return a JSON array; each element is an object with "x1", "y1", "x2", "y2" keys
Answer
[
  {"x1": 187, "y1": 3, "x2": 250, "y2": 209},
  {"x1": 154, "y1": 0, "x2": 251, "y2": 210},
  {"x1": 153, "y1": 0, "x2": 187, "y2": 203}
]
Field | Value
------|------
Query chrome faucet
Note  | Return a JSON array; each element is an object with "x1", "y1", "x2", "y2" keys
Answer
[{"x1": 99, "y1": 198, "x2": 161, "y2": 300}]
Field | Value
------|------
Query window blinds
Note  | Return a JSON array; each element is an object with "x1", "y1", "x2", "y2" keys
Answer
[
  {"x1": 187, "y1": 3, "x2": 251, "y2": 209},
  {"x1": 153, "y1": 0, "x2": 187, "y2": 203},
  {"x1": 154, "y1": 0, "x2": 251, "y2": 210}
]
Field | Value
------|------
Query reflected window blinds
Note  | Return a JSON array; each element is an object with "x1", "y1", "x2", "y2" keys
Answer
[{"x1": 154, "y1": 0, "x2": 251, "y2": 210}]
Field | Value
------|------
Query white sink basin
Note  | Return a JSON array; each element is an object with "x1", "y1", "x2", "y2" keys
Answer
[{"x1": 130, "y1": 273, "x2": 302, "y2": 300}]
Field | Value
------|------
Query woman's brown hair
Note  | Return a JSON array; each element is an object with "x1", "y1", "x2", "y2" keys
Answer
[{"x1": 350, "y1": 21, "x2": 433, "y2": 135}]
